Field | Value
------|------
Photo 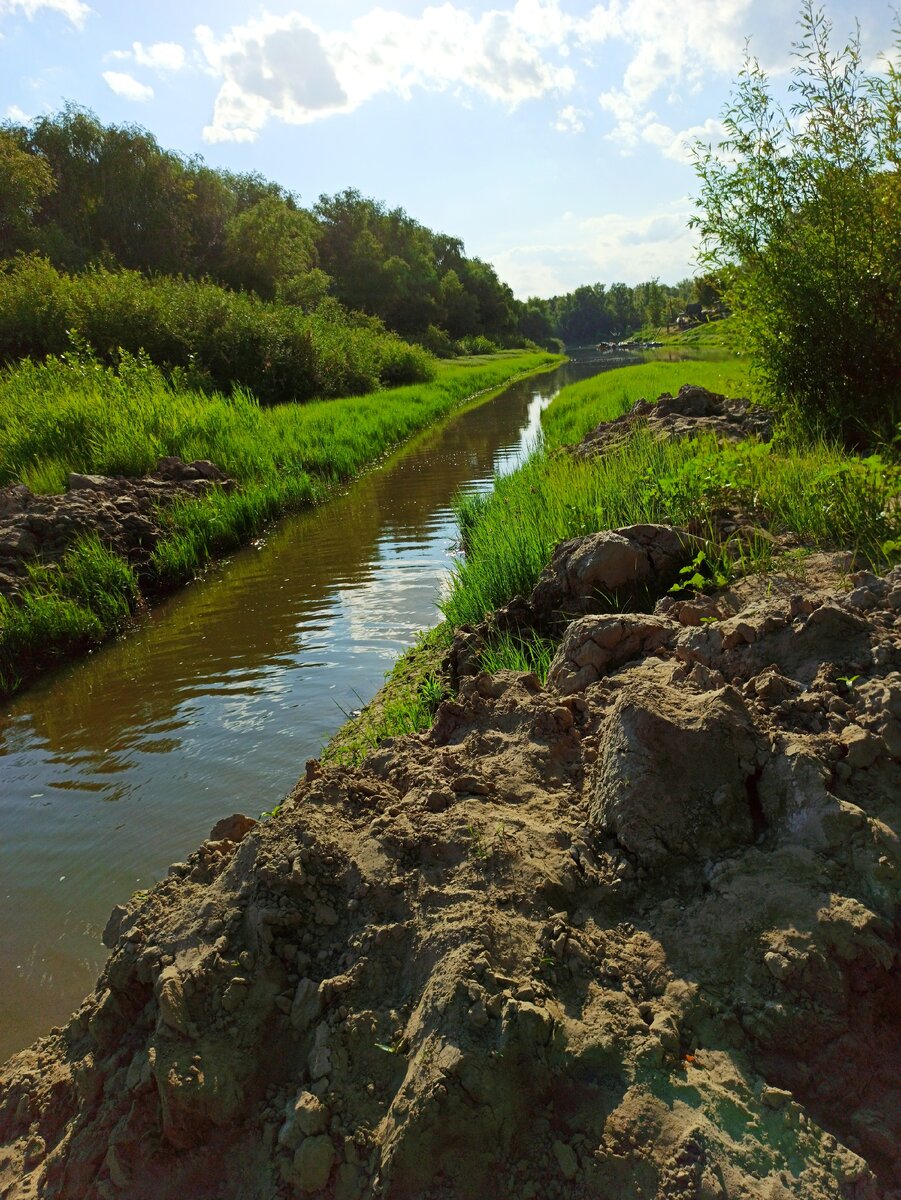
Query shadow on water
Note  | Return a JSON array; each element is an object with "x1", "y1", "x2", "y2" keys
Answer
[{"x1": 0, "y1": 352, "x2": 682, "y2": 1058}]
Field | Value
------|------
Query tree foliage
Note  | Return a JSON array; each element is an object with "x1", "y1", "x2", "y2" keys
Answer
[
  {"x1": 691, "y1": 1, "x2": 901, "y2": 445},
  {"x1": 0, "y1": 109, "x2": 520, "y2": 345}
]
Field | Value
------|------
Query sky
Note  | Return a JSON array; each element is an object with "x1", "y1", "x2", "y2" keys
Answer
[{"x1": 0, "y1": 0, "x2": 896, "y2": 298}]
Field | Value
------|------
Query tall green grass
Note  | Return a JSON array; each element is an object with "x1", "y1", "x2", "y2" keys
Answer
[
  {"x1": 0, "y1": 535, "x2": 138, "y2": 692},
  {"x1": 443, "y1": 432, "x2": 901, "y2": 628},
  {"x1": 541, "y1": 359, "x2": 752, "y2": 450}
]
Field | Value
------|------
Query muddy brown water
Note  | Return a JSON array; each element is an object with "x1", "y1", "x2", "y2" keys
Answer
[{"x1": 0, "y1": 354, "x2": 691, "y2": 1061}]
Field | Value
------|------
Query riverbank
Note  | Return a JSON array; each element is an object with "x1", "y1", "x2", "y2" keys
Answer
[
  {"x1": 0, "y1": 350, "x2": 561, "y2": 696},
  {"x1": 1, "y1": 361, "x2": 899, "y2": 1198}
]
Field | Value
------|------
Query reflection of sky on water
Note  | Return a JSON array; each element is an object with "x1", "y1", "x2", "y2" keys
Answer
[{"x1": 0, "y1": 366, "x2": 575, "y2": 1060}]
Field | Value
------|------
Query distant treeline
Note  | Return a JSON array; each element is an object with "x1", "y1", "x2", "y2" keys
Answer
[
  {"x1": 0, "y1": 104, "x2": 520, "y2": 346},
  {"x1": 518, "y1": 276, "x2": 721, "y2": 346}
]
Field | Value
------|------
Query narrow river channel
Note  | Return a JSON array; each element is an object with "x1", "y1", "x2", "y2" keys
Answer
[{"x1": 0, "y1": 353, "x2": 683, "y2": 1060}]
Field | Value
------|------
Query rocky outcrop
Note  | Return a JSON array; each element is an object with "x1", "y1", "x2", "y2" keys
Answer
[
  {"x1": 448, "y1": 524, "x2": 697, "y2": 683},
  {"x1": 0, "y1": 459, "x2": 231, "y2": 596},
  {"x1": 574, "y1": 384, "x2": 774, "y2": 459},
  {"x1": 1, "y1": 551, "x2": 899, "y2": 1199}
]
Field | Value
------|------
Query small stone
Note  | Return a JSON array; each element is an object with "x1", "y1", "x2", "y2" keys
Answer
[
  {"x1": 761, "y1": 1085, "x2": 793, "y2": 1109},
  {"x1": 763, "y1": 951, "x2": 792, "y2": 981},
  {"x1": 315, "y1": 903, "x2": 339, "y2": 927},
  {"x1": 451, "y1": 775, "x2": 490, "y2": 795},
  {"x1": 552, "y1": 1141, "x2": 578, "y2": 1180},
  {"x1": 293, "y1": 1135, "x2": 335, "y2": 1193},
  {"x1": 295, "y1": 1090, "x2": 329, "y2": 1137}
]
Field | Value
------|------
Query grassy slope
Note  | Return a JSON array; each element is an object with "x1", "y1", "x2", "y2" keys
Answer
[
  {"x1": 442, "y1": 358, "x2": 901, "y2": 629},
  {"x1": 542, "y1": 357, "x2": 751, "y2": 450},
  {"x1": 0, "y1": 350, "x2": 561, "y2": 693}
]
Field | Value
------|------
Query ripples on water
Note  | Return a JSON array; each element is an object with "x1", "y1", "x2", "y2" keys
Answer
[{"x1": 0, "y1": 356, "x2": 631, "y2": 1058}]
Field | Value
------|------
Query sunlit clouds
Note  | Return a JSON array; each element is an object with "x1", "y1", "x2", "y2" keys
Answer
[
  {"x1": 0, "y1": 0, "x2": 90, "y2": 29},
  {"x1": 101, "y1": 71, "x2": 153, "y2": 102},
  {"x1": 197, "y1": 5, "x2": 577, "y2": 143}
]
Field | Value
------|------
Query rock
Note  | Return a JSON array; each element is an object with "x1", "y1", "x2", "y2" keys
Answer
[
  {"x1": 102, "y1": 904, "x2": 130, "y2": 949},
  {"x1": 762, "y1": 1086, "x2": 793, "y2": 1109},
  {"x1": 155, "y1": 967, "x2": 192, "y2": 1035},
  {"x1": 295, "y1": 1090, "x2": 329, "y2": 1136},
  {"x1": 291, "y1": 978, "x2": 323, "y2": 1033},
  {"x1": 292, "y1": 1135, "x2": 335, "y2": 1194},
  {"x1": 574, "y1": 385, "x2": 774, "y2": 459},
  {"x1": 552, "y1": 1140, "x2": 578, "y2": 1180},
  {"x1": 589, "y1": 683, "x2": 761, "y2": 865},
  {"x1": 68, "y1": 473, "x2": 111, "y2": 491},
  {"x1": 208, "y1": 813, "x2": 258, "y2": 843},
  {"x1": 531, "y1": 524, "x2": 695, "y2": 617}
]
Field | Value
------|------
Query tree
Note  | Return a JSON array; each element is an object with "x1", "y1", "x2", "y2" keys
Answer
[
  {"x1": 0, "y1": 130, "x2": 54, "y2": 256},
  {"x1": 691, "y1": 1, "x2": 901, "y2": 445}
]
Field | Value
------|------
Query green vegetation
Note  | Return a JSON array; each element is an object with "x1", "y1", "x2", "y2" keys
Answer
[
  {"x1": 541, "y1": 358, "x2": 752, "y2": 450},
  {"x1": 0, "y1": 106, "x2": 522, "y2": 346},
  {"x1": 0, "y1": 350, "x2": 559, "y2": 692},
  {"x1": 479, "y1": 630, "x2": 557, "y2": 683},
  {"x1": 0, "y1": 257, "x2": 434, "y2": 404},
  {"x1": 324, "y1": 626, "x2": 452, "y2": 766},
  {"x1": 0, "y1": 536, "x2": 138, "y2": 693},
  {"x1": 692, "y1": 1, "x2": 901, "y2": 446},
  {"x1": 442, "y1": 364, "x2": 901, "y2": 630}
]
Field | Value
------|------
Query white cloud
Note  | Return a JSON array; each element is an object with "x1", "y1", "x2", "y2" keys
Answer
[
  {"x1": 642, "y1": 117, "x2": 728, "y2": 164},
  {"x1": 197, "y1": 2, "x2": 577, "y2": 143},
  {"x1": 492, "y1": 199, "x2": 700, "y2": 296},
  {"x1": 0, "y1": 0, "x2": 90, "y2": 27},
  {"x1": 132, "y1": 41, "x2": 186, "y2": 71},
  {"x1": 102, "y1": 71, "x2": 154, "y2": 103},
  {"x1": 5, "y1": 103, "x2": 31, "y2": 122},
  {"x1": 554, "y1": 104, "x2": 587, "y2": 133}
]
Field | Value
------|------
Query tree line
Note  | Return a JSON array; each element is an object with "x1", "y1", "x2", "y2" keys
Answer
[{"x1": 0, "y1": 104, "x2": 710, "y2": 353}]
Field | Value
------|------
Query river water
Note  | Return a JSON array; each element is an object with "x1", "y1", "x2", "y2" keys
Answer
[{"x1": 0, "y1": 352, "x2": 688, "y2": 1061}]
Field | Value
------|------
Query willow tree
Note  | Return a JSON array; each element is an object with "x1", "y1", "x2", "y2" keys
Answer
[{"x1": 691, "y1": 2, "x2": 900, "y2": 446}]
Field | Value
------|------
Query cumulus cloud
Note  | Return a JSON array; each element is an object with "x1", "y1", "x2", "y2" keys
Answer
[
  {"x1": 0, "y1": 0, "x2": 90, "y2": 27},
  {"x1": 492, "y1": 199, "x2": 699, "y2": 296},
  {"x1": 554, "y1": 104, "x2": 587, "y2": 133},
  {"x1": 641, "y1": 117, "x2": 728, "y2": 164},
  {"x1": 192, "y1": 0, "x2": 890, "y2": 151},
  {"x1": 102, "y1": 71, "x2": 154, "y2": 102},
  {"x1": 197, "y1": 2, "x2": 577, "y2": 143},
  {"x1": 108, "y1": 41, "x2": 186, "y2": 71},
  {"x1": 5, "y1": 103, "x2": 31, "y2": 122}
]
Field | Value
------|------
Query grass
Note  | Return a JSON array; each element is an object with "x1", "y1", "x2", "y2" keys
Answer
[
  {"x1": 0, "y1": 348, "x2": 561, "y2": 694},
  {"x1": 0, "y1": 535, "x2": 139, "y2": 693},
  {"x1": 479, "y1": 630, "x2": 557, "y2": 682},
  {"x1": 323, "y1": 626, "x2": 453, "y2": 766},
  {"x1": 442, "y1": 363, "x2": 901, "y2": 629},
  {"x1": 541, "y1": 358, "x2": 752, "y2": 450}
]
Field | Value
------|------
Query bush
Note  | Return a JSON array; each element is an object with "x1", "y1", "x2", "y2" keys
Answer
[
  {"x1": 691, "y1": 1, "x2": 901, "y2": 446},
  {"x1": 0, "y1": 257, "x2": 436, "y2": 403}
]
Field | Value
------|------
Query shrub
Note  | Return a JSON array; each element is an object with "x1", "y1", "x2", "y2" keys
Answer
[
  {"x1": 691, "y1": 1, "x2": 901, "y2": 446},
  {"x1": 0, "y1": 257, "x2": 436, "y2": 403}
]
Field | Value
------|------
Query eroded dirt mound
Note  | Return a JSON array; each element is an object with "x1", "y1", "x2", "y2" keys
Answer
[
  {"x1": 574, "y1": 384, "x2": 774, "y2": 459},
  {"x1": 1, "y1": 550, "x2": 899, "y2": 1199},
  {"x1": 0, "y1": 458, "x2": 231, "y2": 596}
]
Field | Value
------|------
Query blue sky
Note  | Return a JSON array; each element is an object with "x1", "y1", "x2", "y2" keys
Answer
[{"x1": 0, "y1": 0, "x2": 895, "y2": 297}]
